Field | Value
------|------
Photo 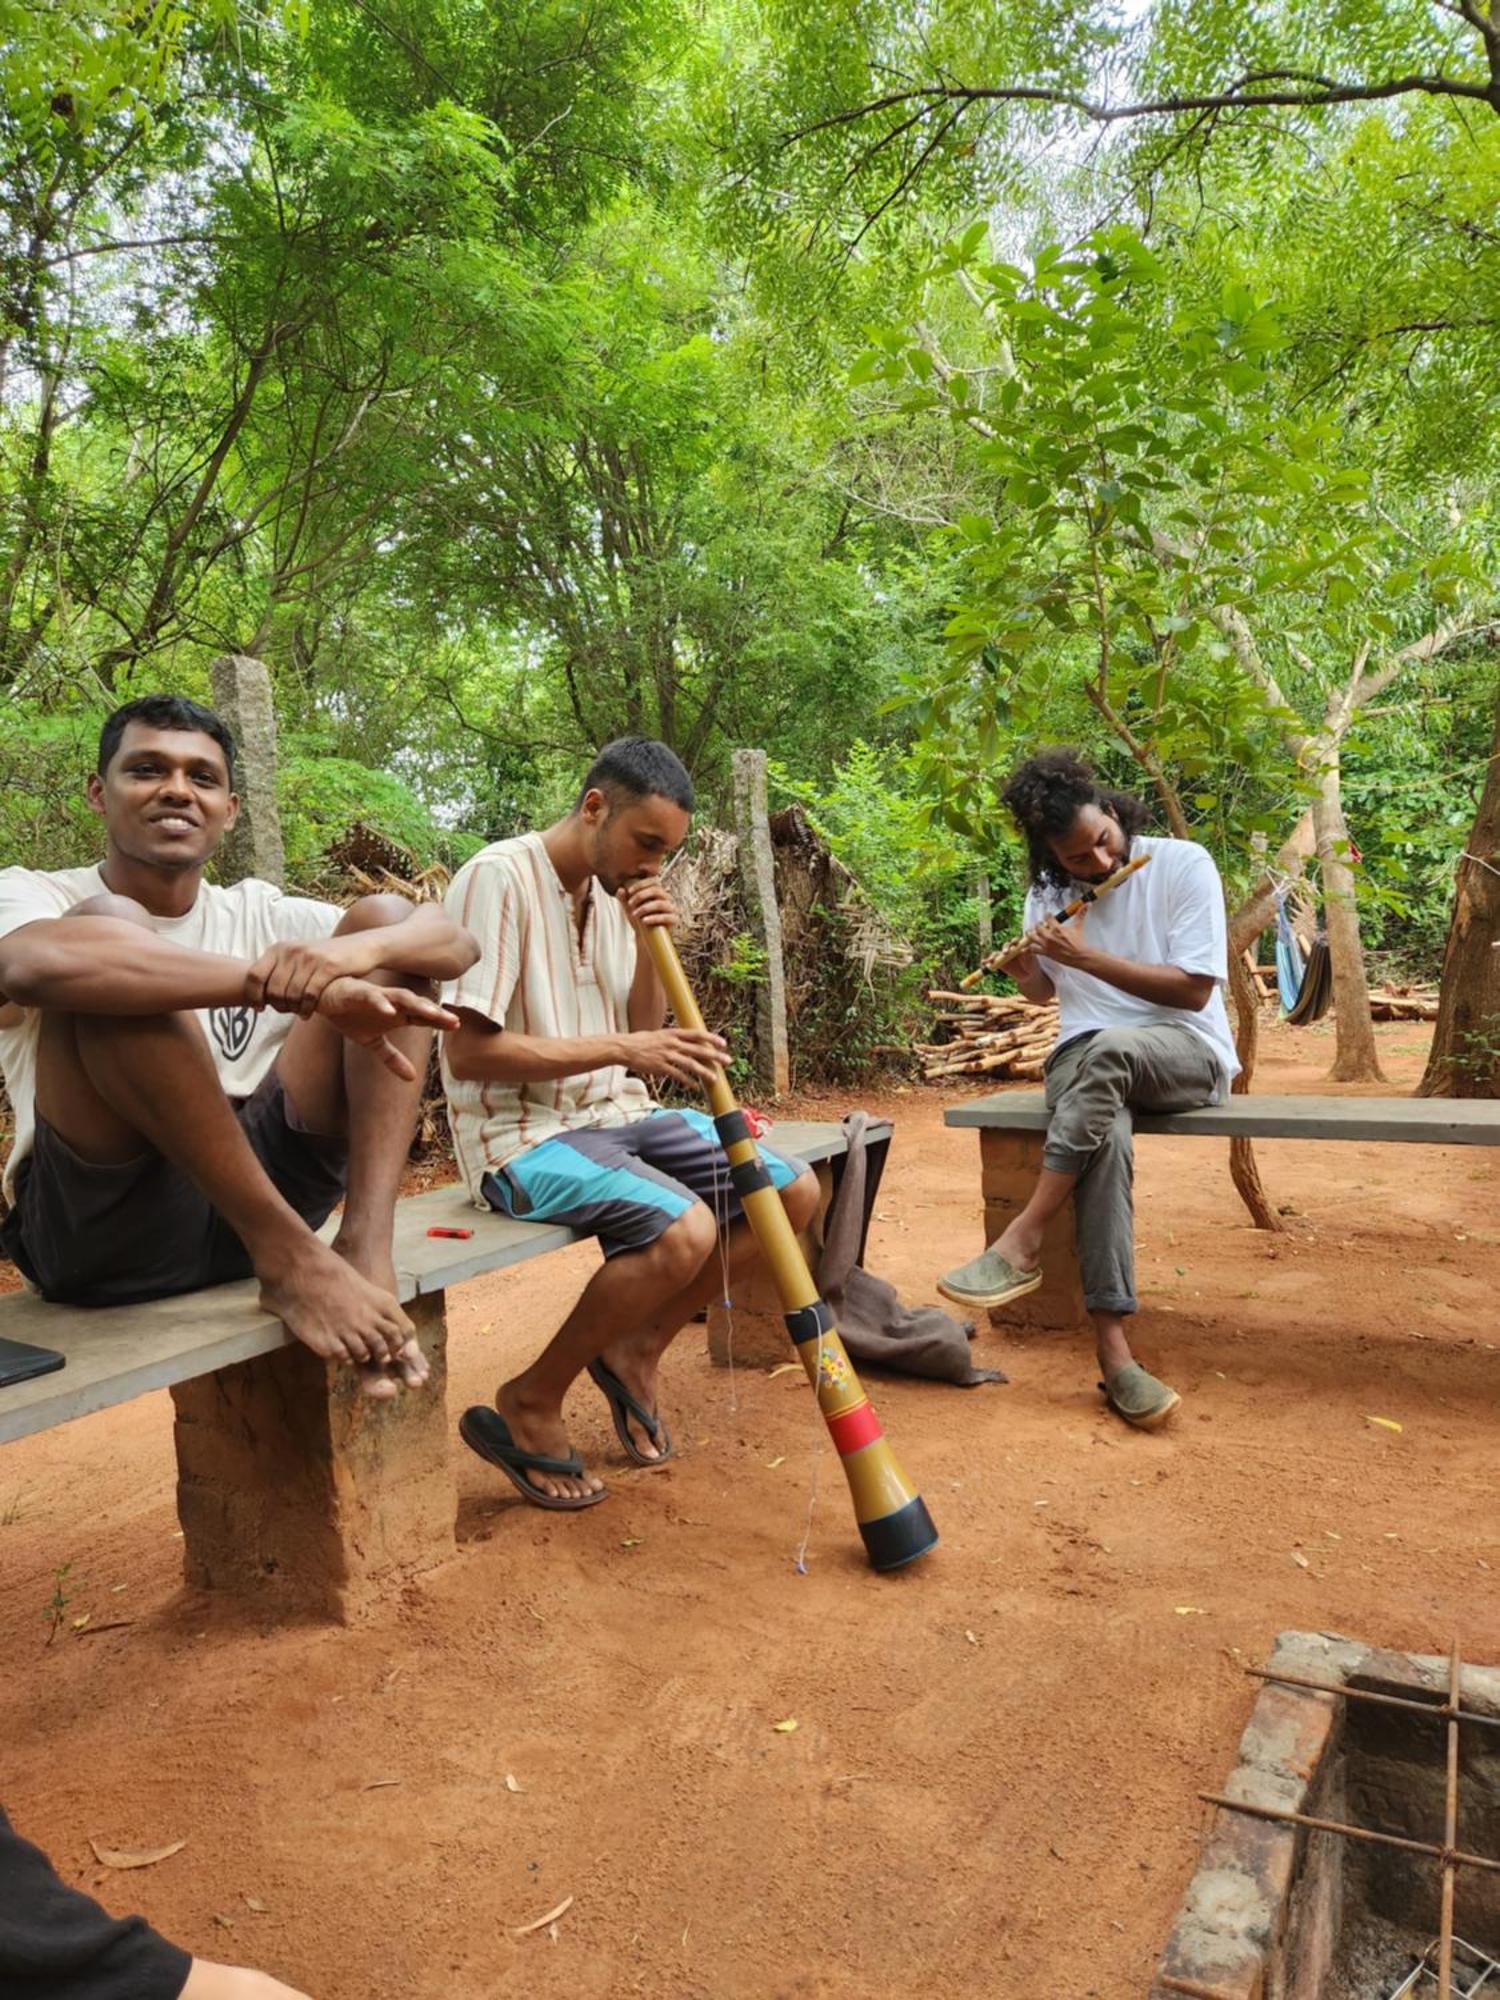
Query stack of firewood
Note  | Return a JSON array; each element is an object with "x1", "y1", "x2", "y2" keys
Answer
[
  {"x1": 1367, "y1": 983, "x2": 1440, "y2": 1021},
  {"x1": 917, "y1": 990, "x2": 1060, "y2": 1082}
]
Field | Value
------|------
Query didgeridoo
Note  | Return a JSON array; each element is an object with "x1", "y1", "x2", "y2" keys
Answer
[
  {"x1": 960, "y1": 851, "x2": 1152, "y2": 988},
  {"x1": 643, "y1": 923, "x2": 938, "y2": 1573}
]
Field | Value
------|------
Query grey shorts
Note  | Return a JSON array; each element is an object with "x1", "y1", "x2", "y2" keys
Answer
[{"x1": 0, "y1": 1070, "x2": 347, "y2": 1307}]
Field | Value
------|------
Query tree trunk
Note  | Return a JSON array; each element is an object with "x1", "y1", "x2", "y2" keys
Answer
[
  {"x1": 1225, "y1": 942, "x2": 1282, "y2": 1231},
  {"x1": 1228, "y1": 809, "x2": 1317, "y2": 955},
  {"x1": 1313, "y1": 745, "x2": 1384, "y2": 1082},
  {"x1": 1418, "y1": 682, "x2": 1500, "y2": 1098}
]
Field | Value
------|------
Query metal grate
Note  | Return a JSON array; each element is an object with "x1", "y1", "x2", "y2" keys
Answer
[
  {"x1": 1199, "y1": 1640, "x2": 1497, "y2": 2000},
  {"x1": 1388, "y1": 1936, "x2": 1500, "y2": 1998}
]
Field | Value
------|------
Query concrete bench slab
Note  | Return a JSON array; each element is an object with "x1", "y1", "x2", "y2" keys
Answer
[
  {"x1": 943, "y1": 1090, "x2": 1500, "y2": 1337},
  {"x1": 0, "y1": 1116, "x2": 883, "y2": 1617},
  {"x1": 945, "y1": 1090, "x2": 1500, "y2": 1146}
]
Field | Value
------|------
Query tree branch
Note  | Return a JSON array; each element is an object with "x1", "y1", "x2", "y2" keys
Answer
[{"x1": 784, "y1": 70, "x2": 1495, "y2": 156}]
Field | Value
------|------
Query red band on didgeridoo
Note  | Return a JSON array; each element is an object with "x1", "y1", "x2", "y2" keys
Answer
[{"x1": 826, "y1": 1401, "x2": 884, "y2": 1456}]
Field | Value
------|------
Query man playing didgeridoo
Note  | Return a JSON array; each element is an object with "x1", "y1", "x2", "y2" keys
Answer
[
  {"x1": 0, "y1": 695, "x2": 479, "y2": 1396},
  {"x1": 442, "y1": 736, "x2": 820, "y2": 1508},
  {"x1": 938, "y1": 749, "x2": 1239, "y2": 1428}
]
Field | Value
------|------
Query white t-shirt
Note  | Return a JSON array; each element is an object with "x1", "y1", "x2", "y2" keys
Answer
[
  {"x1": 0, "y1": 864, "x2": 340, "y2": 1200},
  {"x1": 440, "y1": 833, "x2": 652, "y2": 1201},
  {"x1": 1023, "y1": 834, "x2": 1240, "y2": 1094}
]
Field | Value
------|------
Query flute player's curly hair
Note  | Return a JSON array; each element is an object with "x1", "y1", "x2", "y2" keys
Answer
[{"x1": 1002, "y1": 747, "x2": 1152, "y2": 893}]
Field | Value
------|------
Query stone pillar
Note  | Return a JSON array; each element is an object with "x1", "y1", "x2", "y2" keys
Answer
[
  {"x1": 980, "y1": 1130, "x2": 1088, "y2": 1333},
  {"x1": 169, "y1": 1291, "x2": 455, "y2": 1621},
  {"x1": 209, "y1": 652, "x2": 286, "y2": 886},
  {"x1": 731, "y1": 748, "x2": 790, "y2": 1097}
]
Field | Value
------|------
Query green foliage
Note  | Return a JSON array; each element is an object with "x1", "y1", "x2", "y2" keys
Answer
[
  {"x1": 0, "y1": 0, "x2": 238, "y2": 157},
  {"x1": 768, "y1": 740, "x2": 1024, "y2": 983},
  {"x1": 0, "y1": 705, "x2": 101, "y2": 869},
  {"x1": 713, "y1": 931, "x2": 769, "y2": 988},
  {"x1": 1, "y1": 0, "x2": 1494, "y2": 1026},
  {"x1": 276, "y1": 738, "x2": 478, "y2": 878},
  {"x1": 849, "y1": 217, "x2": 1491, "y2": 951},
  {"x1": 0, "y1": 697, "x2": 471, "y2": 888}
]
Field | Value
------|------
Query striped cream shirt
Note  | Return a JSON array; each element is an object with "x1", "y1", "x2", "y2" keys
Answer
[{"x1": 440, "y1": 832, "x2": 653, "y2": 1202}]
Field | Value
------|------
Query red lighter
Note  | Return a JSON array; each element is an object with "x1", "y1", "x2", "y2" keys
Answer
[{"x1": 426, "y1": 1225, "x2": 474, "y2": 1239}]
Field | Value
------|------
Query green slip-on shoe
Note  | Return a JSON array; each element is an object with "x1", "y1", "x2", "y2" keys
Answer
[
  {"x1": 936, "y1": 1245, "x2": 1044, "y2": 1311},
  {"x1": 1100, "y1": 1363, "x2": 1181, "y2": 1430}
]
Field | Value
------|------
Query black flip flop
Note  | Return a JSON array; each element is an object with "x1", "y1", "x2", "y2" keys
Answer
[
  {"x1": 458, "y1": 1406, "x2": 607, "y2": 1511},
  {"x1": 586, "y1": 1358, "x2": 674, "y2": 1467}
]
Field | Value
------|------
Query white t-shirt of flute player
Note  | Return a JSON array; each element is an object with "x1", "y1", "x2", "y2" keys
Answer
[
  {"x1": 1022, "y1": 834, "x2": 1241, "y2": 1097},
  {"x1": 0, "y1": 863, "x2": 341, "y2": 1201}
]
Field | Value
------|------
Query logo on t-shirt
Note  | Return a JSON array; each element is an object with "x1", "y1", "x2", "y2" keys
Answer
[{"x1": 209, "y1": 1004, "x2": 256, "y2": 1064}]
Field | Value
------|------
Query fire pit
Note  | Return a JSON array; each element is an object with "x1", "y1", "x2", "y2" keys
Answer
[{"x1": 1152, "y1": 1632, "x2": 1500, "y2": 2000}]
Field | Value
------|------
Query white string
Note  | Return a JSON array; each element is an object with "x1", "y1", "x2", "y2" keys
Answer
[
  {"x1": 793, "y1": 1327, "x2": 826, "y2": 1575},
  {"x1": 1461, "y1": 850, "x2": 1500, "y2": 881},
  {"x1": 708, "y1": 1131, "x2": 737, "y2": 1413}
]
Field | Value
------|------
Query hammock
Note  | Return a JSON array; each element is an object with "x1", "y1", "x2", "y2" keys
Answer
[{"x1": 1276, "y1": 898, "x2": 1333, "y2": 1025}]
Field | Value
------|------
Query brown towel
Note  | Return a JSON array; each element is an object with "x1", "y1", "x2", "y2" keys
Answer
[{"x1": 817, "y1": 1111, "x2": 1005, "y2": 1388}]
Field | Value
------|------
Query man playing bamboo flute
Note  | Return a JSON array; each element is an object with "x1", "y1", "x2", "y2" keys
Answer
[
  {"x1": 441, "y1": 736, "x2": 820, "y2": 1509},
  {"x1": 938, "y1": 748, "x2": 1239, "y2": 1428}
]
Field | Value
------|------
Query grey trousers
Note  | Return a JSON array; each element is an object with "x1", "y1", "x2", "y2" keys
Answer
[{"x1": 1042, "y1": 1023, "x2": 1223, "y2": 1316}]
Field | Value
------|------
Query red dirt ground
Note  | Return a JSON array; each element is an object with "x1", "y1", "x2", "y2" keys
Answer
[{"x1": 3, "y1": 1019, "x2": 1498, "y2": 1999}]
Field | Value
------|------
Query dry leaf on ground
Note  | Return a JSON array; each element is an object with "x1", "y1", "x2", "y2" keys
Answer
[
  {"x1": 89, "y1": 1838, "x2": 186, "y2": 1871},
  {"x1": 513, "y1": 1895, "x2": 573, "y2": 1937}
]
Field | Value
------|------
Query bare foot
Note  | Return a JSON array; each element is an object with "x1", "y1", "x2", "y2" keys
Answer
[
  {"x1": 994, "y1": 1219, "x2": 1045, "y2": 1272},
  {"x1": 596, "y1": 1339, "x2": 667, "y2": 1461},
  {"x1": 494, "y1": 1381, "x2": 604, "y2": 1502},
  {"x1": 257, "y1": 1237, "x2": 415, "y2": 1396},
  {"x1": 182, "y1": 1957, "x2": 314, "y2": 1999},
  {"x1": 330, "y1": 1230, "x2": 430, "y2": 1401}
]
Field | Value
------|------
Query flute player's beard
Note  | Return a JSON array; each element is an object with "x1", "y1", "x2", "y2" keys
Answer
[{"x1": 1074, "y1": 833, "x2": 1131, "y2": 889}]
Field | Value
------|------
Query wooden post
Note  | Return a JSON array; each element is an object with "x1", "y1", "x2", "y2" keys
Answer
[
  {"x1": 209, "y1": 652, "x2": 286, "y2": 887},
  {"x1": 731, "y1": 748, "x2": 790, "y2": 1096},
  {"x1": 169, "y1": 1292, "x2": 456, "y2": 1621}
]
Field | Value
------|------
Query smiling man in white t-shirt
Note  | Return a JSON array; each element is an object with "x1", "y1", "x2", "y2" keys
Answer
[
  {"x1": 0, "y1": 694, "x2": 478, "y2": 1396},
  {"x1": 939, "y1": 748, "x2": 1239, "y2": 1429}
]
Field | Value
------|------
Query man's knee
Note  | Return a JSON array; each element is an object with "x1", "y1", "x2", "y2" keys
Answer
[
  {"x1": 1082, "y1": 1027, "x2": 1139, "y2": 1065},
  {"x1": 335, "y1": 894, "x2": 433, "y2": 994},
  {"x1": 335, "y1": 892, "x2": 414, "y2": 935},
  {"x1": 781, "y1": 1167, "x2": 821, "y2": 1232},
  {"x1": 59, "y1": 891, "x2": 154, "y2": 927},
  {"x1": 654, "y1": 1201, "x2": 717, "y2": 1279}
]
